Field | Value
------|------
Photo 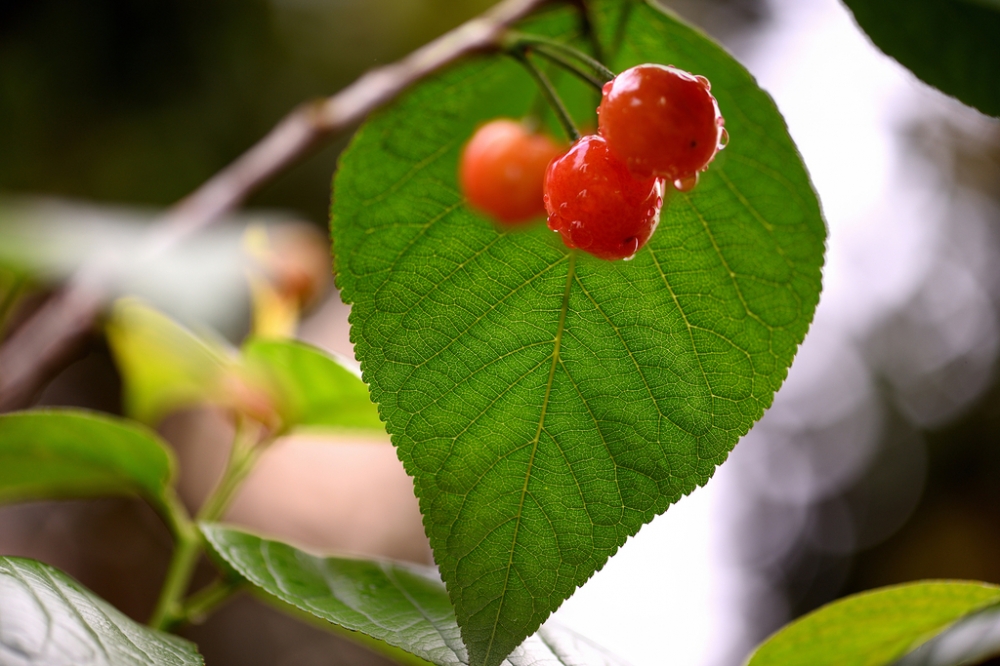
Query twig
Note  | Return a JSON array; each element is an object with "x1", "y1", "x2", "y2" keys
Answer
[{"x1": 0, "y1": 0, "x2": 554, "y2": 411}]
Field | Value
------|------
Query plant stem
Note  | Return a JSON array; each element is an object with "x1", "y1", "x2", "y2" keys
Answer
[
  {"x1": 149, "y1": 417, "x2": 264, "y2": 631},
  {"x1": 512, "y1": 52, "x2": 581, "y2": 142},
  {"x1": 149, "y1": 500, "x2": 201, "y2": 630}
]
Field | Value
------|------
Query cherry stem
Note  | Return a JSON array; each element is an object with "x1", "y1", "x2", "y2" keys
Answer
[
  {"x1": 505, "y1": 32, "x2": 615, "y2": 83},
  {"x1": 512, "y1": 52, "x2": 581, "y2": 142},
  {"x1": 530, "y1": 46, "x2": 606, "y2": 91}
]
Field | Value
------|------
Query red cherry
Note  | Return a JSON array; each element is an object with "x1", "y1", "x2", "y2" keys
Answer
[
  {"x1": 459, "y1": 119, "x2": 565, "y2": 225},
  {"x1": 598, "y1": 64, "x2": 725, "y2": 182},
  {"x1": 543, "y1": 134, "x2": 663, "y2": 261}
]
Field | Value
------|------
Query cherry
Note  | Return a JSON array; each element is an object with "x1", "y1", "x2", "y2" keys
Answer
[
  {"x1": 597, "y1": 64, "x2": 725, "y2": 182},
  {"x1": 543, "y1": 134, "x2": 663, "y2": 261},
  {"x1": 459, "y1": 118, "x2": 565, "y2": 225}
]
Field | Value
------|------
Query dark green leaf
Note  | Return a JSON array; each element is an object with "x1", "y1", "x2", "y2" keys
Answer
[
  {"x1": 242, "y1": 338, "x2": 385, "y2": 434},
  {"x1": 748, "y1": 581, "x2": 1000, "y2": 666},
  {"x1": 0, "y1": 409, "x2": 177, "y2": 515},
  {"x1": 0, "y1": 556, "x2": 203, "y2": 666},
  {"x1": 201, "y1": 524, "x2": 628, "y2": 666},
  {"x1": 331, "y1": 2, "x2": 825, "y2": 664},
  {"x1": 842, "y1": 0, "x2": 1000, "y2": 117}
]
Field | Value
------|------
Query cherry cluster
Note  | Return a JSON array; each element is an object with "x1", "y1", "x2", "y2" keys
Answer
[{"x1": 460, "y1": 64, "x2": 726, "y2": 261}]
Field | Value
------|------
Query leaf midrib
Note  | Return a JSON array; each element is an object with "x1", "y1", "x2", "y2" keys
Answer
[{"x1": 480, "y1": 252, "x2": 577, "y2": 666}]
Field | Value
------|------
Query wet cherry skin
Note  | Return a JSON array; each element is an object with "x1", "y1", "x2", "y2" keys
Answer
[
  {"x1": 459, "y1": 119, "x2": 565, "y2": 225},
  {"x1": 543, "y1": 134, "x2": 663, "y2": 261},
  {"x1": 598, "y1": 64, "x2": 725, "y2": 181}
]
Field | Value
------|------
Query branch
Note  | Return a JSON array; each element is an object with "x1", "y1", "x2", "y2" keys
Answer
[{"x1": 0, "y1": 0, "x2": 554, "y2": 411}]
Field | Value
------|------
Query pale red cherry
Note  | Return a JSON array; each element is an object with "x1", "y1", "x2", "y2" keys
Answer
[{"x1": 459, "y1": 119, "x2": 565, "y2": 225}]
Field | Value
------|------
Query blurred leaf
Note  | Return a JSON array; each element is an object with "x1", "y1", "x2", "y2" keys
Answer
[
  {"x1": 242, "y1": 338, "x2": 386, "y2": 434},
  {"x1": 0, "y1": 409, "x2": 177, "y2": 516},
  {"x1": 0, "y1": 556, "x2": 203, "y2": 666},
  {"x1": 106, "y1": 298, "x2": 234, "y2": 425},
  {"x1": 842, "y1": 0, "x2": 1000, "y2": 117},
  {"x1": 108, "y1": 300, "x2": 380, "y2": 433},
  {"x1": 248, "y1": 273, "x2": 301, "y2": 339},
  {"x1": 747, "y1": 581, "x2": 1000, "y2": 666},
  {"x1": 896, "y1": 604, "x2": 1000, "y2": 666},
  {"x1": 202, "y1": 524, "x2": 629, "y2": 666},
  {"x1": 331, "y1": 1, "x2": 825, "y2": 664}
]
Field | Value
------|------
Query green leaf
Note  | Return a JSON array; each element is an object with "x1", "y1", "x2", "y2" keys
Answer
[
  {"x1": 0, "y1": 556, "x2": 204, "y2": 666},
  {"x1": 747, "y1": 581, "x2": 1000, "y2": 666},
  {"x1": 331, "y1": 2, "x2": 825, "y2": 664},
  {"x1": 0, "y1": 409, "x2": 177, "y2": 515},
  {"x1": 242, "y1": 338, "x2": 386, "y2": 434},
  {"x1": 201, "y1": 524, "x2": 629, "y2": 666},
  {"x1": 842, "y1": 0, "x2": 1000, "y2": 117},
  {"x1": 106, "y1": 298, "x2": 234, "y2": 425}
]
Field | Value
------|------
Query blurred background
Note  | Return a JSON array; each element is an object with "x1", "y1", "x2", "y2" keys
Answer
[{"x1": 1, "y1": 0, "x2": 1000, "y2": 665}]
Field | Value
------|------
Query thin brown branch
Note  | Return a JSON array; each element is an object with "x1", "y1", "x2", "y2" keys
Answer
[{"x1": 0, "y1": 0, "x2": 554, "y2": 411}]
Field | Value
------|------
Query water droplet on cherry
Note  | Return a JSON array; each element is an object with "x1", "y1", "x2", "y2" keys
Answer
[
  {"x1": 673, "y1": 173, "x2": 699, "y2": 192},
  {"x1": 695, "y1": 75, "x2": 711, "y2": 90},
  {"x1": 717, "y1": 128, "x2": 729, "y2": 150}
]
